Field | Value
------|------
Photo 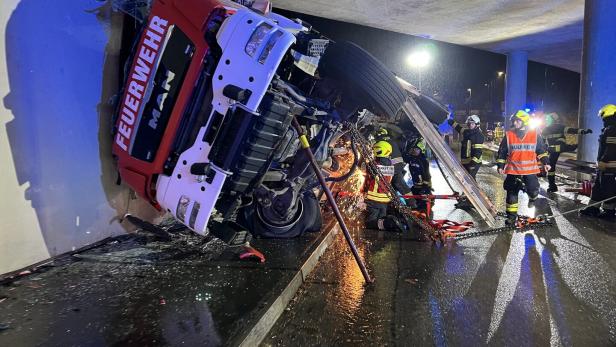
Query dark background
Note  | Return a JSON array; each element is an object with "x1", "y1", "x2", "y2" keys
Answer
[{"x1": 276, "y1": 9, "x2": 581, "y2": 125}]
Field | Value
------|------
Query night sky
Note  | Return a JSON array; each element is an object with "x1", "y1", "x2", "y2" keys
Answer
[{"x1": 276, "y1": 9, "x2": 581, "y2": 124}]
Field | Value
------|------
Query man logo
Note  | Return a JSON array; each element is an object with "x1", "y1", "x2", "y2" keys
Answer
[{"x1": 149, "y1": 69, "x2": 176, "y2": 130}]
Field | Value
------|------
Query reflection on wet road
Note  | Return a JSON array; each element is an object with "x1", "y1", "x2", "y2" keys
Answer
[{"x1": 264, "y1": 165, "x2": 616, "y2": 346}]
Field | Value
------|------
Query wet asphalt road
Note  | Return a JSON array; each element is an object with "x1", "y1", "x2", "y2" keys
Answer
[
  {"x1": 0, "y1": 224, "x2": 330, "y2": 346},
  {"x1": 264, "y1": 166, "x2": 616, "y2": 346}
]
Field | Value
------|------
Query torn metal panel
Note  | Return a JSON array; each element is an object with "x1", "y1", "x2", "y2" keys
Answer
[
  {"x1": 112, "y1": 0, "x2": 152, "y2": 22},
  {"x1": 398, "y1": 80, "x2": 498, "y2": 227}
]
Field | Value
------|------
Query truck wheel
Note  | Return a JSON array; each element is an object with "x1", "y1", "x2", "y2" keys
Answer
[
  {"x1": 319, "y1": 41, "x2": 406, "y2": 118},
  {"x1": 240, "y1": 191, "x2": 323, "y2": 238}
]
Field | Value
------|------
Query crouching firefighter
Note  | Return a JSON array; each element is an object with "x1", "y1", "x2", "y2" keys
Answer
[
  {"x1": 580, "y1": 104, "x2": 616, "y2": 220},
  {"x1": 375, "y1": 127, "x2": 415, "y2": 207},
  {"x1": 362, "y1": 141, "x2": 407, "y2": 232},
  {"x1": 497, "y1": 110, "x2": 550, "y2": 225},
  {"x1": 542, "y1": 112, "x2": 592, "y2": 192}
]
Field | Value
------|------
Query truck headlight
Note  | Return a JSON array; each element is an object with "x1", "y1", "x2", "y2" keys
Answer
[
  {"x1": 176, "y1": 195, "x2": 190, "y2": 221},
  {"x1": 258, "y1": 31, "x2": 283, "y2": 64},
  {"x1": 245, "y1": 23, "x2": 272, "y2": 57}
]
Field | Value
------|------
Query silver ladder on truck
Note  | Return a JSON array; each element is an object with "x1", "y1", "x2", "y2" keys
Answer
[{"x1": 397, "y1": 78, "x2": 498, "y2": 227}]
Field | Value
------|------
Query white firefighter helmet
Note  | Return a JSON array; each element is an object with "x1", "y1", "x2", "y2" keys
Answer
[{"x1": 466, "y1": 114, "x2": 480, "y2": 124}]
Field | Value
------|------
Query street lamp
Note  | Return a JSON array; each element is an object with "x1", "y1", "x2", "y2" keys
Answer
[
  {"x1": 466, "y1": 88, "x2": 472, "y2": 116},
  {"x1": 406, "y1": 49, "x2": 431, "y2": 91}
]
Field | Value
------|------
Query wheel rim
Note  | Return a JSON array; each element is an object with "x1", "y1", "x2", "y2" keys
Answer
[{"x1": 255, "y1": 198, "x2": 304, "y2": 233}]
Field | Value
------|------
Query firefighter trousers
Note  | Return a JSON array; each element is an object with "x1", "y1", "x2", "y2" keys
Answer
[
  {"x1": 365, "y1": 200, "x2": 404, "y2": 231},
  {"x1": 411, "y1": 186, "x2": 432, "y2": 211},
  {"x1": 463, "y1": 163, "x2": 481, "y2": 180},
  {"x1": 590, "y1": 171, "x2": 616, "y2": 211},
  {"x1": 504, "y1": 174, "x2": 540, "y2": 216},
  {"x1": 547, "y1": 144, "x2": 577, "y2": 187}
]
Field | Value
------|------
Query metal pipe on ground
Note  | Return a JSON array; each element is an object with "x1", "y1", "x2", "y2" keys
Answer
[{"x1": 292, "y1": 117, "x2": 373, "y2": 283}]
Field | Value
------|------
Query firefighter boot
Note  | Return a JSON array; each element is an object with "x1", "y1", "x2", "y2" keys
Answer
[
  {"x1": 505, "y1": 213, "x2": 517, "y2": 226},
  {"x1": 455, "y1": 196, "x2": 473, "y2": 209},
  {"x1": 580, "y1": 205, "x2": 601, "y2": 217},
  {"x1": 547, "y1": 175, "x2": 558, "y2": 192},
  {"x1": 404, "y1": 198, "x2": 418, "y2": 209},
  {"x1": 598, "y1": 209, "x2": 616, "y2": 221},
  {"x1": 383, "y1": 216, "x2": 407, "y2": 232}
]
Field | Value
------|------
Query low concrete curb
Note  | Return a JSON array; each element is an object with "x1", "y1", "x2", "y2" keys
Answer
[{"x1": 237, "y1": 219, "x2": 339, "y2": 347}]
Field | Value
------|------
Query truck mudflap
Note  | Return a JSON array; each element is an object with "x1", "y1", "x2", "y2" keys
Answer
[{"x1": 398, "y1": 79, "x2": 498, "y2": 227}]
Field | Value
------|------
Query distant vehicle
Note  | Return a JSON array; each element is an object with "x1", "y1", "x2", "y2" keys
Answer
[{"x1": 111, "y1": 0, "x2": 448, "y2": 239}]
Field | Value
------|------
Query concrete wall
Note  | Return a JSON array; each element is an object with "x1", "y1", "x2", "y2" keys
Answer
[{"x1": 0, "y1": 0, "x2": 160, "y2": 275}]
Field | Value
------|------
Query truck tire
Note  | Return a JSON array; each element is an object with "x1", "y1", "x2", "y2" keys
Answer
[
  {"x1": 319, "y1": 41, "x2": 406, "y2": 118},
  {"x1": 239, "y1": 191, "x2": 323, "y2": 238}
]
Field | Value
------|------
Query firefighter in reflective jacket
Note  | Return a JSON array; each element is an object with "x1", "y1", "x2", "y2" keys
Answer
[
  {"x1": 542, "y1": 112, "x2": 592, "y2": 192},
  {"x1": 580, "y1": 104, "x2": 616, "y2": 220},
  {"x1": 496, "y1": 110, "x2": 550, "y2": 225},
  {"x1": 362, "y1": 141, "x2": 406, "y2": 232},
  {"x1": 448, "y1": 114, "x2": 485, "y2": 180},
  {"x1": 375, "y1": 127, "x2": 414, "y2": 205}
]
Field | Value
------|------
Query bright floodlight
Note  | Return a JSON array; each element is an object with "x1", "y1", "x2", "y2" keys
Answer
[
  {"x1": 497, "y1": 71, "x2": 505, "y2": 77},
  {"x1": 529, "y1": 117, "x2": 542, "y2": 129},
  {"x1": 407, "y1": 50, "x2": 431, "y2": 68}
]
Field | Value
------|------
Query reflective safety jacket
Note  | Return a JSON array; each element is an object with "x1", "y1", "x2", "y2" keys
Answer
[
  {"x1": 364, "y1": 157, "x2": 395, "y2": 203},
  {"x1": 543, "y1": 124, "x2": 584, "y2": 153},
  {"x1": 496, "y1": 129, "x2": 549, "y2": 175},
  {"x1": 598, "y1": 121, "x2": 616, "y2": 173},
  {"x1": 451, "y1": 121, "x2": 485, "y2": 165}
]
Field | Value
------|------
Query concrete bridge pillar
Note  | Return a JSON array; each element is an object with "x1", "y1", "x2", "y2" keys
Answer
[
  {"x1": 504, "y1": 50, "x2": 528, "y2": 126},
  {"x1": 578, "y1": 0, "x2": 616, "y2": 162}
]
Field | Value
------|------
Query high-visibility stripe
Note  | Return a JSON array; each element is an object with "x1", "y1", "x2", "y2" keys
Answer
[
  {"x1": 509, "y1": 159, "x2": 538, "y2": 165},
  {"x1": 391, "y1": 157, "x2": 404, "y2": 165},
  {"x1": 549, "y1": 145, "x2": 561, "y2": 152},
  {"x1": 472, "y1": 144, "x2": 484, "y2": 149},
  {"x1": 505, "y1": 167, "x2": 541, "y2": 175},
  {"x1": 545, "y1": 134, "x2": 564, "y2": 139},
  {"x1": 598, "y1": 161, "x2": 616, "y2": 170},
  {"x1": 506, "y1": 203, "x2": 519, "y2": 212},
  {"x1": 472, "y1": 157, "x2": 482, "y2": 163},
  {"x1": 299, "y1": 135, "x2": 310, "y2": 149},
  {"x1": 461, "y1": 158, "x2": 472, "y2": 164},
  {"x1": 548, "y1": 171, "x2": 556, "y2": 176},
  {"x1": 497, "y1": 159, "x2": 506, "y2": 163},
  {"x1": 366, "y1": 192, "x2": 390, "y2": 203},
  {"x1": 605, "y1": 137, "x2": 616, "y2": 144},
  {"x1": 537, "y1": 152, "x2": 548, "y2": 159},
  {"x1": 465, "y1": 140, "x2": 471, "y2": 158}
]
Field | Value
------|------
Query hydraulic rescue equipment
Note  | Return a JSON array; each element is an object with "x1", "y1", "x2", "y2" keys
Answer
[{"x1": 348, "y1": 123, "x2": 556, "y2": 242}]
